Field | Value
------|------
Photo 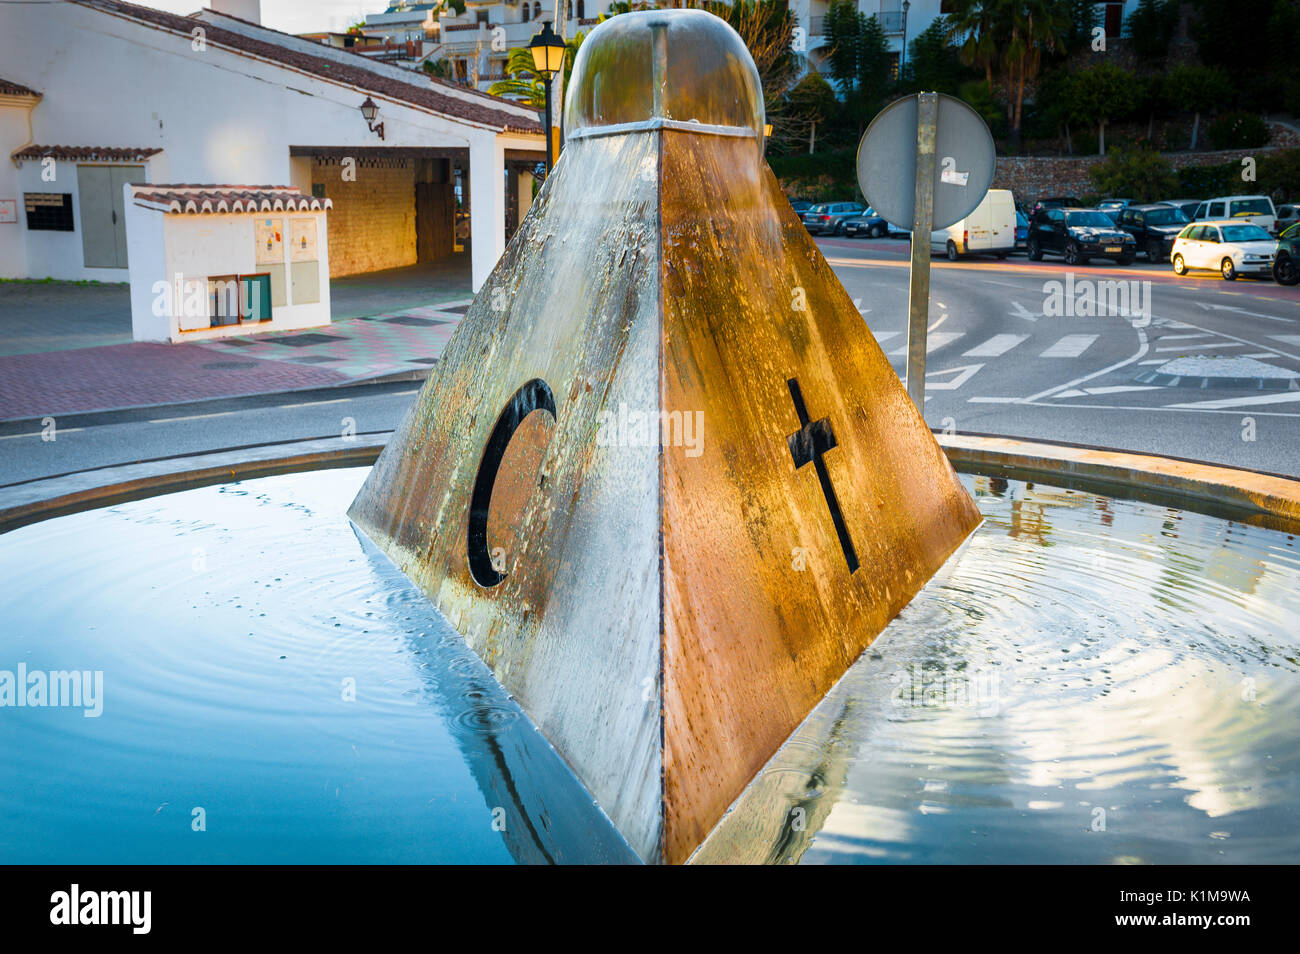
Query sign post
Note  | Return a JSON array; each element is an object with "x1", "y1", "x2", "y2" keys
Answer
[{"x1": 905, "y1": 93, "x2": 938, "y2": 409}]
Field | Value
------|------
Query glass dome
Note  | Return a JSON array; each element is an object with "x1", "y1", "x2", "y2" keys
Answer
[{"x1": 563, "y1": 9, "x2": 765, "y2": 141}]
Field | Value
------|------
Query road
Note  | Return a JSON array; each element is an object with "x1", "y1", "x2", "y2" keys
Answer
[
  {"x1": 1, "y1": 237, "x2": 1297, "y2": 486},
  {"x1": 820, "y1": 234, "x2": 1300, "y2": 476}
]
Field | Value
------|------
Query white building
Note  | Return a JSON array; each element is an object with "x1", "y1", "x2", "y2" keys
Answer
[{"x1": 0, "y1": 0, "x2": 547, "y2": 297}]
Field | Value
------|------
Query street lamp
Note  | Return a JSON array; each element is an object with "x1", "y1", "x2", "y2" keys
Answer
[
  {"x1": 900, "y1": 0, "x2": 910, "y2": 77},
  {"x1": 360, "y1": 96, "x2": 384, "y2": 140},
  {"x1": 529, "y1": 20, "x2": 566, "y2": 176}
]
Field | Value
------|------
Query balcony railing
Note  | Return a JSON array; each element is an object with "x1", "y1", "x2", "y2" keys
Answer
[{"x1": 809, "y1": 10, "x2": 906, "y2": 36}]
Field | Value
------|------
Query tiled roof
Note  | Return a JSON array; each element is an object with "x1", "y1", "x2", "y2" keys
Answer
[
  {"x1": 73, "y1": 0, "x2": 542, "y2": 134},
  {"x1": 12, "y1": 144, "x2": 162, "y2": 162},
  {"x1": 0, "y1": 77, "x2": 40, "y2": 97},
  {"x1": 132, "y1": 185, "x2": 332, "y2": 215}
]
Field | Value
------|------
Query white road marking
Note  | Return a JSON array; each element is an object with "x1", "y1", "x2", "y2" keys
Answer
[
  {"x1": 1197, "y1": 303, "x2": 1291, "y2": 322},
  {"x1": 1271, "y1": 335, "x2": 1300, "y2": 347},
  {"x1": 1163, "y1": 321, "x2": 1300, "y2": 363},
  {"x1": 981, "y1": 279, "x2": 1022, "y2": 289},
  {"x1": 1165, "y1": 392, "x2": 1300, "y2": 410},
  {"x1": 889, "y1": 331, "x2": 962, "y2": 356},
  {"x1": 1154, "y1": 341, "x2": 1245, "y2": 352},
  {"x1": 146, "y1": 411, "x2": 238, "y2": 423},
  {"x1": 966, "y1": 396, "x2": 1022, "y2": 403},
  {"x1": 1023, "y1": 329, "x2": 1150, "y2": 403},
  {"x1": 871, "y1": 331, "x2": 901, "y2": 344},
  {"x1": 1242, "y1": 352, "x2": 1281, "y2": 359},
  {"x1": 1008, "y1": 301, "x2": 1039, "y2": 321},
  {"x1": 1083, "y1": 385, "x2": 1163, "y2": 395},
  {"x1": 0, "y1": 428, "x2": 84, "y2": 441},
  {"x1": 1139, "y1": 358, "x2": 1168, "y2": 365},
  {"x1": 1040, "y1": 334, "x2": 1099, "y2": 358},
  {"x1": 963, "y1": 334, "x2": 1028, "y2": 357},
  {"x1": 926, "y1": 364, "x2": 984, "y2": 390},
  {"x1": 1156, "y1": 333, "x2": 1214, "y2": 341}
]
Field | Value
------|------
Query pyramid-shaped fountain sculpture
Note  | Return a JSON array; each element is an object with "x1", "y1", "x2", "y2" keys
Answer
[{"x1": 349, "y1": 9, "x2": 981, "y2": 864}]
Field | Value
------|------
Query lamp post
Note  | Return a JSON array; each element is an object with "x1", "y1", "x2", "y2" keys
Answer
[
  {"x1": 900, "y1": 0, "x2": 910, "y2": 77},
  {"x1": 529, "y1": 21, "x2": 566, "y2": 177},
  {"x1": 359, "y1": 96, "x2": 384, "y2": 141}
]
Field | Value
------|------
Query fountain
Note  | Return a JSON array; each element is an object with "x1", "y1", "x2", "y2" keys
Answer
[{"x1": 2, "y1": 12, "x2": 1299, "y2": 866}]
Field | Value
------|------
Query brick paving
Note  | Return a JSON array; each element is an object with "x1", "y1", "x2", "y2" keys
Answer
[{"x1": 0, "y1": 300, "x2": 469, "y2": 422}]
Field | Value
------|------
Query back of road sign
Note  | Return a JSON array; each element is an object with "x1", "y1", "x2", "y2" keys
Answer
[
  {"x1": 857, "y1": 93, "x2": 996, "y2": 232},
  {"x1": 349, "y1": 10, "x2": 981, "y2": 865}
]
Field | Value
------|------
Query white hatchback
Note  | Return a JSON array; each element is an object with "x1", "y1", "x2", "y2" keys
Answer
[{"x1": 1171, "y1": 220, "x2": 1276, "y2": 280}]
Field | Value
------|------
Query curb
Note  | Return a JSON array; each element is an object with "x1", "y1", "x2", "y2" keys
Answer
[
  {"x1": 0, "y1": 434, "x2": 386, "y2": 534},
  {"x1": 937, "y1": 433, "x2": 1300, "y2": 530},
  {"x1": 1134, "y1": 369, "x2": 1299, "y2": 391},
  {"x1": 5, "y1": 431, "x2": 1300, "y2": 536}
]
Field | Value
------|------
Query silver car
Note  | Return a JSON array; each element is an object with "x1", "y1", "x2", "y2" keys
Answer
[{"x1": 801, "y1": 201, "x2": 866, "y2": 236}]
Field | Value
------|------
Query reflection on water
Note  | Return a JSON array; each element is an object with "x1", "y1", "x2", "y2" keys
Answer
[
  {"x1": 0, "y1": 469, "x2": 634, "y2": 864},
  {"x1": 696, "y1": 475, "x2": 1300, "y2": 864},
  {"x1": 2, "y1": 469, "x2": 1298, "y2": 863}
]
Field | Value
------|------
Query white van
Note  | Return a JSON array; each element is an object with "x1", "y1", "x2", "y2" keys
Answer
[
  {"x1": 931, "y1": 189, "x2": 1017, "y2": 260},
  {"x1": 1193, "y1": 195, "x2": 1277, "y2": 234}
]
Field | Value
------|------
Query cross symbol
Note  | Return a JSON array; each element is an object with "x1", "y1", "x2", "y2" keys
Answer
[{"x1": 785, "y1": 378, "x2": 859, "y2": 574}]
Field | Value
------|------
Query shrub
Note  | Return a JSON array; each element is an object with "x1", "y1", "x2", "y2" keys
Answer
[
  {"x1": 1089, "y1": 147, "x2": 1178, "y2": 201},
  {"x1": 1207, "y1": 112, "x2": 1270, "y2": 150},
  {"x1": 1177, "y1": 160, "x2": 1238, "y2": 196}
]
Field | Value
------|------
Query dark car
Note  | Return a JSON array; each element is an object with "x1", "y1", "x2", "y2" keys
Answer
[
  {"x1": 842, "y1": 208, "x2": 888, "y2": 238},
  {"x1": 1015, "y1": 209, "x2": 1029, "y2": 251},
  {"x1": 1030, "y1": 196, "x2": 1084, "y2": 217},
  {"x1": 1275, "y1": 222, "x2": 1300, "y2": 286},
  {"x1": 1158, "y1": 199, "x2": 1201, "y2": 222},
  {"x1": 788, "y1": 198, "x2": 813, "y2": 214},
  {"x1": 1117, "y1": 203, "x2": 1190, "y2": 263},
  {"x1": 1027, "y1": 208, "x2": 1136, "y2": 265},
  {"x1": 801, "y1": 201, "x2": 865, "y2": 235}
]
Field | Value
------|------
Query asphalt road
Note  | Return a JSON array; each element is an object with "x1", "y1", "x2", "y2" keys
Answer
[{"x1": 1, "y1": 237, "x2": 1297, "y2": 486}]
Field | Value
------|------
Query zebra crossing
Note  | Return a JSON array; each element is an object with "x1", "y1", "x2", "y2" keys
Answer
[{"x1": 868, "y1": 323, "x2": 1300, "y2": 404}]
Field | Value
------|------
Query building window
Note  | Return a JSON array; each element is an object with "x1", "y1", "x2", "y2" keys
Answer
[
  {"x1": 523, "y1": 3, "x2": 530, "y2": 21},
  {"x1": 578, "y1": 0, "x2": 585, "y2": 17},
  {"x1": 24, "y1": 193, "x2": 74, "y2": 231},
  {"x1": 1104, "y1": 1, "x2": 1123, "y2": 37},
  {"x1": 533, "y1": 2, "x2": 541, "y2": 19},
  {"x1": 476, "y1": 9, "x2": 489, "y2": 23}
]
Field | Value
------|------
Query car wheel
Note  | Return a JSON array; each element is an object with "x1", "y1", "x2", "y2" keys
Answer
[
  {"x1": 1146, "y1": 239, "x2": 1163, "y2": 262},
  {"x1": 1063, "y1": 241, "x2": 1080, "y2": 265},
  {"x1": 1027, "y1": 238, "x2": 1043, "y2": 261},
  {"x1": 1172, "y1": 253, "x2": 1187, "y2": 275},
  {"x1": 1221, "y1": 257, "x2": 1237, "y2": 281},
  {"x1": 1275, "y1": 253, "x2": 1300, "y2": 286},
  {"x1": 872, "y1": 224, "x2": 885, "y2": 238},
  {"x1": 946, "y1": 240, "x2": 959, "y2": 261}
]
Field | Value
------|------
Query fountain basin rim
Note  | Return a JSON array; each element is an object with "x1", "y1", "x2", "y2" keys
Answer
[{"x1": 2, "y1": 431, "x2": 1298, "y2": 535}]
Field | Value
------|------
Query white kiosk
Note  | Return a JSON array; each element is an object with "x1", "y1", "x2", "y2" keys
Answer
[{"x1": 126, "y1": 185, "x2": 333, "y2": 343}]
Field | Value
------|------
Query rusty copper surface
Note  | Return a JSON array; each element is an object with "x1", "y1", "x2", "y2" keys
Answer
[{"x1": 349, "y1": 10, "x2": 979, "y2": 864}]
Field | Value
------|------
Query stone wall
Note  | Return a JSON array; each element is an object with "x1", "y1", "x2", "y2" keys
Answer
[{"x1": 312, "y1": 157, "x2": 416, "y2": 278}]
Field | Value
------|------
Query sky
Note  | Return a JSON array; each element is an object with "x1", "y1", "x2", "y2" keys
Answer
[{"x1": 145, "y1": 1, "x2": 391, "y2": 35}]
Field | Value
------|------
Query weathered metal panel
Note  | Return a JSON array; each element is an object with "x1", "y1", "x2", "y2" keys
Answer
[
  {"x1": 349, "y1": 130, "x2": 665, "y2": 862},
  {"x1": 658, "y1": 129, "x2": 981, "y2": 863}
]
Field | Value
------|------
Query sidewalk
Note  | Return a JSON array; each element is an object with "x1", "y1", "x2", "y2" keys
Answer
[{"x1": 0, "y1": 300, "x2": 469, "y2": 422}]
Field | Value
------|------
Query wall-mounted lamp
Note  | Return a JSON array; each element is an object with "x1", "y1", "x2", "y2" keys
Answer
[{"x1": 360, "y1": 96, "x2": 385, "y2": 141}]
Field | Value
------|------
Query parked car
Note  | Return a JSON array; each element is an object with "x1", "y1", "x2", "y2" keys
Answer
[
  {"x1": 1171, "y1": 220, "x2": 1276, "y2": 280},
  {"x1": 1015, "y1": 209, "x2": 1029, "y2": 252},
  {"x1": 1192, "y1": 194, "x2": 1278, "y2": 234},
  {"x1": 1027, "y1": 208, "x2": 1136, "y2": 265},
  {"x1": 1273, "y1": 222, "x2": 1300, "y2": 286},
  {"x1": 1116, "y1": 203, "x2": 1190, "y2": 262},
  {"x1": 931, "y1": 188, "x2": 1017, "y2": 259},
  {"x1": 1157, "y1": 199, "x2": 1202, "y2": 221},
  {"x1": 1030, "y1": 195, "x2": 1084, "y2": 217},
  {"x1": 843, "y1": 208, "x2": 888, "y2": 238},
  {"x1": 788, "y1": 198, "x2": 813, "y2": 214},
  {"x1": 1274, "y1": 203, "x2": 1300, "y2": 234},
  {"x1": 801, "y1": 201, "x2": 865, "y2": 235},
  {"x1": 1096, "y1": 198, "x2": 1133, "y2": 223}
]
